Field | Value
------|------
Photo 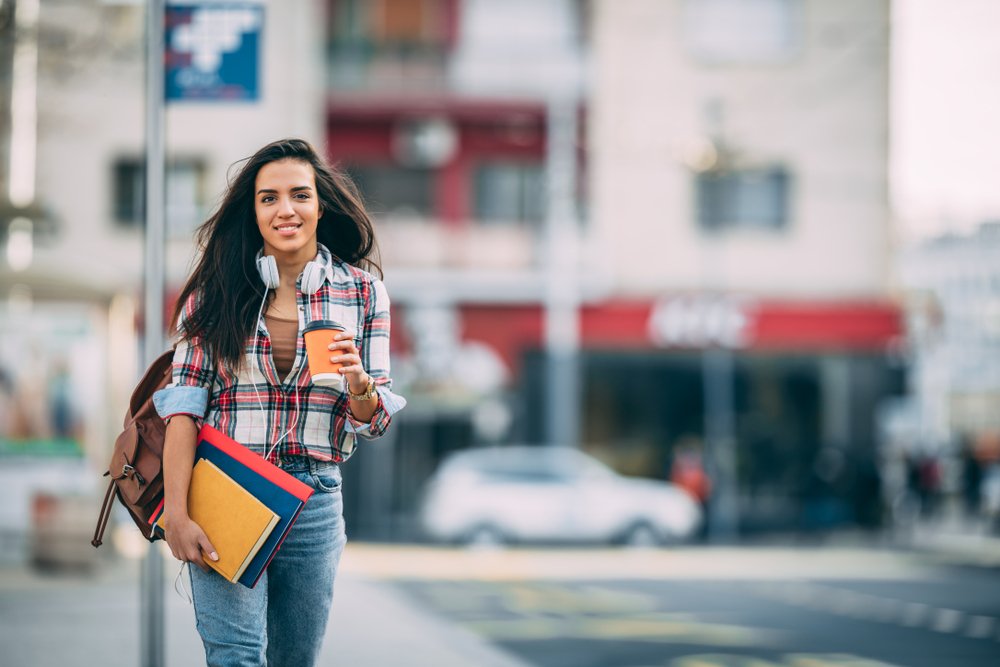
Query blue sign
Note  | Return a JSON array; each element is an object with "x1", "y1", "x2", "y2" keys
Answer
[{"x1": 165, "y1": 4, "x2": 263, "y2": 102}]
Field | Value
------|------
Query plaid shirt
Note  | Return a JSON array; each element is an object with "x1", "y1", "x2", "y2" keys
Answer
[{"x1": 153, "y1": 244, "x2": 406, "y2": 463}]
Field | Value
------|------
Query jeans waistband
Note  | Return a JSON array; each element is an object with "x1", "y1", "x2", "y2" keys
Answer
[{"x1": 276, "y1": 455, "x2": 337, "y2": 473}]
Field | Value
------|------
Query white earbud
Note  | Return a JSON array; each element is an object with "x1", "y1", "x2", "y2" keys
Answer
[{"x1": 255, "y1": 251, "x2": 324, "y2": 295}]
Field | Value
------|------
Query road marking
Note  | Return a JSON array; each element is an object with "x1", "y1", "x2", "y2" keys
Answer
[
  {"x1": 743, "y1": 581, "x2": 1000, "y2": 643},
  {"x1": 666, "y1": 653, "x2": 903, "y2": 667},
  {"x1": 929, "y1": 608, "x2": 964, "y2": 633},
  {"x1": 464, "y1": 612, "x2": 786, "y2": 647},
  {"x1": 341, "y1": 544, "x2": 934, "y2": 582},
  {"x1": 963, "y1": 615, "x2": 995, "y2": 639}
]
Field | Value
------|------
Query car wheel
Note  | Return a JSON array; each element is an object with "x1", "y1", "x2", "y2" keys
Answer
[
  {"x1": 623, "y1": 522, "x2": 661, "y2": 548},
  {"x1": 464, "y1": 524, "x2": 506, "y2": 549}
]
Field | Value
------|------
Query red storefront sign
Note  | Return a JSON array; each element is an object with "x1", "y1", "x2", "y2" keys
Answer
[{"x1": 458, "y1": 299, "x2": 903, "y2": 373}]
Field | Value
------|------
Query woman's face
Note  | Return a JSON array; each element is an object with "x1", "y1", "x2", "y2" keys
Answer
[{"x1": 254, "y1": 158, "x2": 322, "y2": 261}]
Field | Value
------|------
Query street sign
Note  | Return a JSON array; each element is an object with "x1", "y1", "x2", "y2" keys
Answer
[{"x1": 165, "y1": 4, "x2": 263, "y2": 102}]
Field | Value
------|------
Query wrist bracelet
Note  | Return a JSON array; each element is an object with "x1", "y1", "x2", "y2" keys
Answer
[{"x1": 348, "y1": 377, "x2": 376, "y2": 401}]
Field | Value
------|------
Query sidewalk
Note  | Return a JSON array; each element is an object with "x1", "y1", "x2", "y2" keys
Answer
[
  {"x1": 0, "y1": 544, "x2": 532, "y2": 667},
  {"x1": 329, "y1": 563, "x2": 532, "y2": 667},
  {"x1": 900, "y1": 517, "x2": 1000, "y2": 569}
]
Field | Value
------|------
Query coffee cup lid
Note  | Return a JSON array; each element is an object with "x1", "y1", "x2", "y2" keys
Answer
[{"x1": 303, "y1": 319, "x2": 346, "y2": 334}]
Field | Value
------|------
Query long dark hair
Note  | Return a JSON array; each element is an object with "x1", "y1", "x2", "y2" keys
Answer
[{"x1": 171, "y1": 138, "x2": 381, "y2": 370}]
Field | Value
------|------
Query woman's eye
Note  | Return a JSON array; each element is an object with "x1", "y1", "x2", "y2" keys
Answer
[{"x1": 261, "y1": 195, "x2": 275, "y2": 204}]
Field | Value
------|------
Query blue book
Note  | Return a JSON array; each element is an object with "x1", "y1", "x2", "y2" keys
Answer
[{"x1": 151, "y1": 425, "x2": 314, "y2": 588}]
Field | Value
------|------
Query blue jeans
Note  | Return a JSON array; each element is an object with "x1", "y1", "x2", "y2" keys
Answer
[{"x1": 189, "y1": 459, "x2": 347, "y2": 667}]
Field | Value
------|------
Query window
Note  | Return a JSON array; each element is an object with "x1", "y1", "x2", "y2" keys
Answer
[
  {"x1": 330, "y1": 0, "x2": 451, "y2": 49},
  {"x1": 113, "y1": 158, "x2": 206, "y2": 235},
  {"x1": 347, "y1": 164, "x2": 435, "y2": 218},
  {"x1": 696, "y1": 168, "x2": 790, "y2": 231},
  {"x1": 474, "y1": 162, "x2": 545, "y2": 226},
  {"x1": 683, "y1": 0, "x2": 800, "y2": 64}
]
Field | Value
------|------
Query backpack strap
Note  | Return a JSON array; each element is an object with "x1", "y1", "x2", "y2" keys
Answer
[{"x1": 91, "y1": 477, "x2": 118, "y2": 548}]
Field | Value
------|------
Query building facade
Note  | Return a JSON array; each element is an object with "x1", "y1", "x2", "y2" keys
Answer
[
  {"x1": 320, "y1": 0, "x2": 903, "y2": 536},
  {"x1": 0, "y1": 0, "x2": 326, "y2": 555},
  {"x1": 897, "y1": 222, "x2": 1000, "y2": 446},
  {"x1": 0, "y1": 0, "x2": 905, "y2": 542}
]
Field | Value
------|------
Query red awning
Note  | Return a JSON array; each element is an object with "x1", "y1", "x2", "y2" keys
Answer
[{"x1": 456, "y1": 299, "x2": 903, "y2": 373}]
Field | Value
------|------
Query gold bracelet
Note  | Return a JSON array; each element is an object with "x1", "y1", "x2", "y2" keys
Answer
[{"x1": 348, "y1": 377, "x2": 376, "y2": 401}]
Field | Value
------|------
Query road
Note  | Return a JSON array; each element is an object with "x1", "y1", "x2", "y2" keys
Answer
[
  {"x1": 347, "y1": 545, "x2": 1000, "y2": 667},
  {"x1": 2, "y1": 543, "x2": 999, "y2": 666}
]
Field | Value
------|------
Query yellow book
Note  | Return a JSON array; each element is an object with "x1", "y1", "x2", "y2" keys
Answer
[{"x1": 158, "y1": 459, "x2": 280, "y2": 583}]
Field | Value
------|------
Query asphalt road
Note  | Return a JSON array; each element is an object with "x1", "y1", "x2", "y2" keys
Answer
[
  {"x1": 3, "y1": 543, "x2": 999, "y2": 667},
  {"x1": 389, "y1": 556, "x2": 1000, "y2": 667}
]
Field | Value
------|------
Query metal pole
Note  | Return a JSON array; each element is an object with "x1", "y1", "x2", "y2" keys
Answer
[
  {"x1": 703, "y1": 346, "x2": 738, "y2": 541},
  {"x1": 141, "y1": 0, "x2": 165, "y2": 665},
  {"x1": 543, "y1": 94, "x2": 580, "y2": 448}
]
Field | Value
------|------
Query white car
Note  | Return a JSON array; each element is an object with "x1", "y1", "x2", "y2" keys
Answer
[{"x1": 419, "y1": 446, "x2": 702, "y2": 546}]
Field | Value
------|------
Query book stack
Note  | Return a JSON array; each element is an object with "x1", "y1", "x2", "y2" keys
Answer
[{"x1": 150, "y1": 425, "x2": 314, "y2": 588}]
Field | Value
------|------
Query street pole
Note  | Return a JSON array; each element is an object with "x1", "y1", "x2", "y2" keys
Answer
[
  {"x1": 140, "y1": 0, "x2": 165, "y2": 665},
  {"x1": 703, "y1": 345, "x2": 738, "y2": 541},
  {"x1": 543, "y1": 94, "x2": 580, "y2": 448}
]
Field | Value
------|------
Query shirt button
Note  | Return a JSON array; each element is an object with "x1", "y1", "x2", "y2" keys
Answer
[{"x1": 298, "y1": 306, "x2": 304, "y2": 311}]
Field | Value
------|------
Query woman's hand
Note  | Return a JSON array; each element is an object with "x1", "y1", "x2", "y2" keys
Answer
[
  {"x1": 164, "y1": 513, "x2": 219, "y2": 573},
  {"x1": 328, "y1": 331, "x2": 370, "y2": 394}
]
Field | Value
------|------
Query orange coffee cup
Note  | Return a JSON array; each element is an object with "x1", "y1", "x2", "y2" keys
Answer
[{"x1": 303, "y1": 320, "x2": 350, "y2": 388}]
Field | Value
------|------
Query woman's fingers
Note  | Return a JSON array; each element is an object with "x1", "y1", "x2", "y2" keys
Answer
[{"x1": 329, "y1": 353, "x2": 360, "y2": 365}]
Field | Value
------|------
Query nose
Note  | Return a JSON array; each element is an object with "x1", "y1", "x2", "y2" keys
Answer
[{"x1": 277, "y1": 196, "x2": 295, "y2": 217}]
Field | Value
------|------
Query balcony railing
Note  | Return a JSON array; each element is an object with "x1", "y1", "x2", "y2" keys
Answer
[{"x1": 328, "y1": 41, "x2": 449, "y2": 93}]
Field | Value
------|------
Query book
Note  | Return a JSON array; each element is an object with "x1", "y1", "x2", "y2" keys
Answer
[
  {"x1": 156, "y1": 458, "x2": 279, "y2": 583},
  {"x1": 149, "y1": 425, "x2": 315, "y2": 588}
]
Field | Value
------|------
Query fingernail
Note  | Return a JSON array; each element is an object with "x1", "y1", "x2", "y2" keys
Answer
[{"x1": 210, "y1": 552, "x2": 219, "y2": 561}]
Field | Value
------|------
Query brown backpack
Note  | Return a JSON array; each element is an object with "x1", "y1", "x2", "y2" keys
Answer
[{"x1": 91, "y1": 349, "x2": 174, "y2": 547}]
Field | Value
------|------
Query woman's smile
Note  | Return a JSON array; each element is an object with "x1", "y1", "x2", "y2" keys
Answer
[{"x1": 274, "y1": 222, "x2": 303, "y2": 236}]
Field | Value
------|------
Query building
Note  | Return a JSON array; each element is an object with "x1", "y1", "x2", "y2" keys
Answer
[
  {"x1": 0, "y1": 0, "x2": 905, "y2": 543},
  {"x1": 321, "y1": 0, "x2": 590, "y2": 537},
  {"x1": 896, "y1": 222, "x2": 1000, "y2": 448},
  {"x1": 0, "y1": 0, "x2": 326, "y2": 557},
  {"x1": 325, "y1": 0, "x2": 904, "y2": 535}
]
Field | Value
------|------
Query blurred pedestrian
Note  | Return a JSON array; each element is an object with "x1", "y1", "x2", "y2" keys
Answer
[
  {"x1": 670, "y1": 440, "x2": 711, "y2": 506},
  {"x1": 961, "y1": 436, "x2": 982, "y2": 518},
  {"x1": 155, "y1": 138, "x2": 406, "y2": 666},
  {"x1": 917, "y1": 454, "x2": 942, "y2": 518}
]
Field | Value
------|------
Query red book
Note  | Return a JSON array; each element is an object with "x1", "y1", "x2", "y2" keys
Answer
[{"x1": 150, "y1": 425, "x2": 314, "y2": 588}]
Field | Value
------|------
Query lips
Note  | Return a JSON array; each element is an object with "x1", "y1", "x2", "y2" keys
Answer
[{"x1": 274, "y1": 223, "x2": 301, "y2": 237}]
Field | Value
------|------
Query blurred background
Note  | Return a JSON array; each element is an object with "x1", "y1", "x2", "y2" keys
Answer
[{"x1": 1, "y1": 1, "x2": 1000, "y2": 666}]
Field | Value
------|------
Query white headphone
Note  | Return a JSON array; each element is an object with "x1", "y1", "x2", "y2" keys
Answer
[{"x1": 255, "y1": 251, "x2": 326, "y2": 295}]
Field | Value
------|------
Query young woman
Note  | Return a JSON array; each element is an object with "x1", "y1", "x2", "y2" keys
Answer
[{"x1": 153, "y1": 138, "x2": 405, "y2": 666}]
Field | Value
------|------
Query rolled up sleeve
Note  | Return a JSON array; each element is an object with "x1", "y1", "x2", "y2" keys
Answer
[
  {"x1": 153, "y1": 293, "x2": 216, "y2": 424},
  {"x1": 344, "y1": 277, "x2": 406, "y2": 440}
]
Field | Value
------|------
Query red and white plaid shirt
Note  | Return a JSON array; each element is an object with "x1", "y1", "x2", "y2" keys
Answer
[{"x1": 153, "y1": 244, "x2": 406, "y2": 463}]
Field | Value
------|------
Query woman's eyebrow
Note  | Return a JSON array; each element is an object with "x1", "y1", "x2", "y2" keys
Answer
[{"x1": 256, "y1": 185, "x2": 314, "y2": 195}]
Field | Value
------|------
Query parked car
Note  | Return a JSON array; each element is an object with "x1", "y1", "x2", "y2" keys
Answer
[{"x1": 419, "y1": 446, "x2": 702, "y2": 546}]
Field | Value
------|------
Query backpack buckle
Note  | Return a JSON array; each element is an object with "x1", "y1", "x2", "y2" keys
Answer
[{"x1": 122, "y1": 464, "x2": 145, "y2": 486}]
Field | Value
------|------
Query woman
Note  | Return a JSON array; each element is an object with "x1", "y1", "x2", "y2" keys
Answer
[{"x1": 153, "y1": 138, "x2": 406, "y2": 666}]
